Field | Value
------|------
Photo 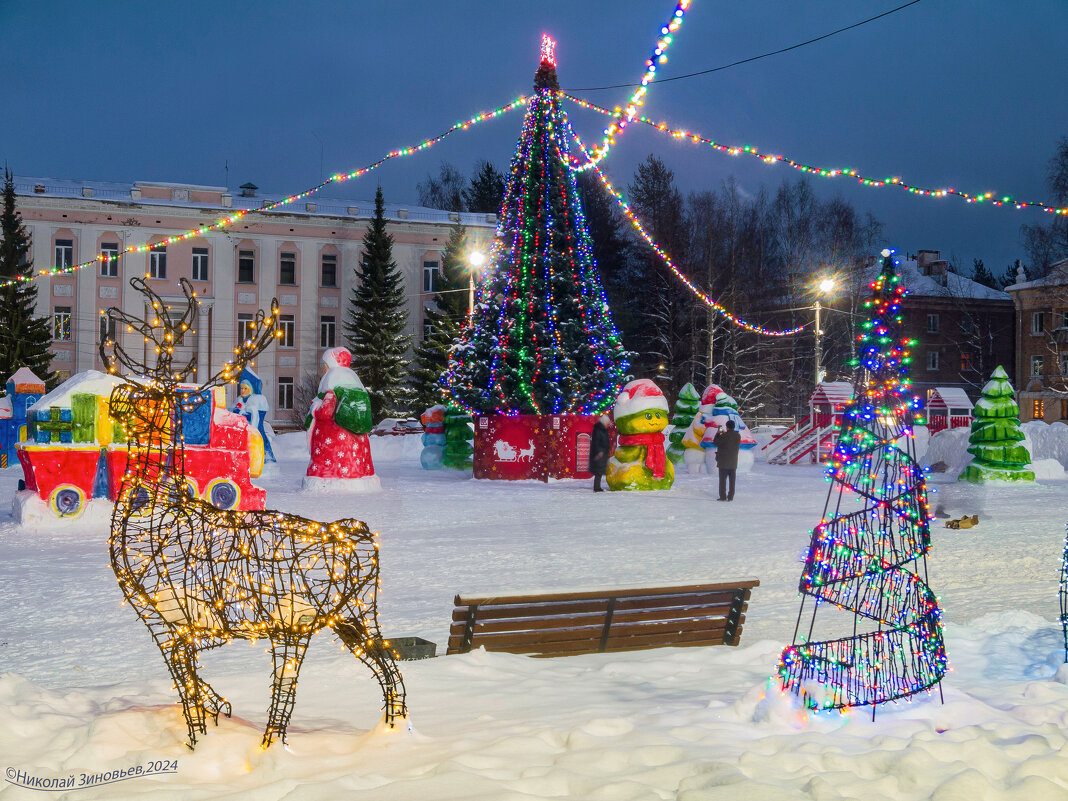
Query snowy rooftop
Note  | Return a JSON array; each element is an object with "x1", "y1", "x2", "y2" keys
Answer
[
  {"x1": 869, "y1": 257, "x2": 1011, "y2": 301},
  {"x1": 927, "y1": 386, "x2": 973, "y2": 408},
  {"x1": 1004, "y1": 258, "x2": 1068, "y2": 292},
  {"x1": 13, "y1": 175, "x2": 497, "y2": 229}
]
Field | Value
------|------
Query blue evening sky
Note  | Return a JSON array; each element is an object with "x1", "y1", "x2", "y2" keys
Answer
[{"x1": 2, "y1": 1, "x2": 1066, "y2": 276}]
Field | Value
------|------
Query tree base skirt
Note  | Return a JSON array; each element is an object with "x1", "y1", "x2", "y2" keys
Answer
[
  {"x1": 301, "y1": 474, "x2": 383, "y2": 493},
  {"x1": 473, "y1": 414, "x2": 609, "y2": 480},
  {"x1": 958, "y1": 464, "x2": 1036, "y2": 484}
]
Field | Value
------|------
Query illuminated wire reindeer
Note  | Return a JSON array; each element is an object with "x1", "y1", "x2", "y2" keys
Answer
[{"x1": 100, "y1": 277, "x2": 406, "y2": 749}]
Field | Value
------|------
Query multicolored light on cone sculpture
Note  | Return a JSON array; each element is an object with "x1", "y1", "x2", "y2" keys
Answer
[
  {"x1": 778, "y1": 251, "x2": 947, "y2": 711},
  {"x1": 443, "y1": 42, "x2": 629, "y2": 416}
]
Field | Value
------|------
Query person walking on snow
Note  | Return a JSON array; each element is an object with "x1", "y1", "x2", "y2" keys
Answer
[
  {"x1": 712, "y1": 419, "x2": 741, "y2": 501},
  {"x1": 589, "y1": 414, "x2": 612, "y2": 492}
]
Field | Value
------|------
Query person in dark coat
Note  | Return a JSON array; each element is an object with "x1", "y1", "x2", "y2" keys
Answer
[
  {"x1": 712, "y1": 419, "x2": 742, "y2": 501},
  {"x1": 589, "y1": 414, "x2": 612, "y2": 492}
]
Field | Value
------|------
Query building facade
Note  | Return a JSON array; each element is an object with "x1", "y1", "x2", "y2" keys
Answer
[
  {"x1": 1005, "y1": 258, "x2": 1068, "y2": 423},
  {"x1": 882, "y1": 250, "x2": 1015, "y2": 399},
  {"x1": 14, "y1": 177, "x2": 495, "y2": 426}
]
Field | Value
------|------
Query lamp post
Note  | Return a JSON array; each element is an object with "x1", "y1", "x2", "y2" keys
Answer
[
  {"x1": 814, "y1": 277, "x2": 836, "y2": 387},
  {"x1": 467, "y1": 250, "x2": 486, "y2": 320}
]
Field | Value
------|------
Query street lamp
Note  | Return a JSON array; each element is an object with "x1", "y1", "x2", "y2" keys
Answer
[
  {"x1": 814, "y1": 277, "x2": 836, "y2": 386},
  {"x1": 467, "y1": 250, "x2": 486, "y2": 320}
]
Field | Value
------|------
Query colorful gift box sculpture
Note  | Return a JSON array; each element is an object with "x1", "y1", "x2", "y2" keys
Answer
[{"x1": 0, "y1": 367, "x2": 46, "y2": 468}]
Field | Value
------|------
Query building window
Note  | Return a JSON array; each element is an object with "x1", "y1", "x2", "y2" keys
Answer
[
  {"x1": 278, "y1": 377, "x2": 294, "y2": 411},
  {"x1": 280, "y1": 252, "x2": 296, "y2": 285},
  {"x1": 1061, "y1": 354, "x2": 1068, "y2": 377},
  {"x1": 960, "y1": 314, "x2": 977, "y2": 337},
  {"x1": 423, "y1": 260, "x2": 440, "y2": 293},
  {"x1": 238, "y1": 250, "x2": 255, "y2": 283},
  {"x1": 960, "y1": 352, "x2": 972, "y2": 371},
  {"x1": 279, "y1": 314, "x2": 295, "y2": 348},
  {"x1": 321, "y1": 254, "x2": 337, "y2": 287},
  {"x1": 1033, "y1": 399, "x2": 1045, "y2": 419},
  {"x1": 99, "y1": 315, "x2": 116, "y2": 345},
  {"x1": 423, "y1": 320, "x2": 433, "y2": 341},
  {"x1": 1032, "y1": 312, "x2": 1046, "y2": 334},
  {"x1": 1061, "y1": 311, "x2": 1068, "y2": 330},
  {"x1": 1062, "y1": 399, "x2": 1068, "y2": 421},
  {"x1": 54, "y1": 239, "x2": 74, "y2": 269},
  {"x1": 1031, "y1": 355, "x2": 1044, "y2": 376},
  {"x1": 320, "y1": 315, "x2": 336, "y2": 348},
  {"x1": 192, "y1": 247, "x2": 209, "y2": 281},
  {"x1": 53, "y1": 306, "x2": 72, "y2": 341},
  {"x1": 926, "y1": 351, "x2": 939, "y2": 371},
  {"x1": 100, "y1": 242, "x2": 119, "y2": 277},
  {"x1": 237, "y1": 312, "x2": 254, "y2": 343},
  {"x1": 149, "y1": 247, "x2": 167, "y2": 279},
  {"x1": 926, "y1": 313, "x2": 939, "y2": 333}
]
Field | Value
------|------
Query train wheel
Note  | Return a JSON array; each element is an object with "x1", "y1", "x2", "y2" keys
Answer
[
  {"x1": 49, "y1": 484, "x2": 86, "y2": 518},
  {"x1": 205, "y1": 479, "x2": 240, "y2": 510},
  {"x1": 122, "y1": 483, "x2": 154, "y2": 517}
]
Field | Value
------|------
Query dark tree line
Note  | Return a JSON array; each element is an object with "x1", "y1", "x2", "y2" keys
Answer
[{"x1": 580, "y1": 155, "x2": 883, "y2": 418}]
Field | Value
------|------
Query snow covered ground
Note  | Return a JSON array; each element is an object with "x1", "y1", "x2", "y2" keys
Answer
[{"x1": 2, "y1": 434, "x2": 1068, "y2": 799}]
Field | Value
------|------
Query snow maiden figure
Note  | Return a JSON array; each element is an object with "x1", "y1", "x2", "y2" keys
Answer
[
  {"x1": 606, "y1": 379, "x2": 674, "y2": 491},
  {"x1": 302, "y1": 346, "x2": 379, "y2": 492},
  {"x1": 232, "y1": 367, "x2": 275, "y2": 463}
]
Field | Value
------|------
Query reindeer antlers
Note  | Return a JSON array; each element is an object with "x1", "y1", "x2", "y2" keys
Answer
[{"x1": 100, "y1": 277, "x2": 281, "y2": 389}]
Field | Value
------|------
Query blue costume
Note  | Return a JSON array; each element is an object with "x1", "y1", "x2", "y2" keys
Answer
[{"x1": 232, "y1": 368, "x2": 276, "y2": 463}]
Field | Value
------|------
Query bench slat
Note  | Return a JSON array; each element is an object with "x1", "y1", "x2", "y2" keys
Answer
[
  {"x1": 453, "y1": 580, "x2": 759, "y2": 607},
  {"x1": 450, "y1": 592, "x2": 745, "y2": 624},
  {"x1": 449, "y1": 604, "x2": 742, "y2": 638}
]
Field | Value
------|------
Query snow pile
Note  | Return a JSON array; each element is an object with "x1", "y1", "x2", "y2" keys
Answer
[
  {"x1": 2, "y1": 455, "x2": 1068, "y2": 798},
  {"x1": 925, "y1": 421, "x2": 1068, "y2": 481}
]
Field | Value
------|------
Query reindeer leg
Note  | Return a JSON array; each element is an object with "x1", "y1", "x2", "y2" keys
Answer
[
  {"x1": 334, "y1": 616, "x2": 408, "y2": 728},
  {"x1": 192, "y1": 644, "x2": 232, "y2": 725},
  {"x1": 129, "y1": 602, "x2": 207, "y2": 750},
  {"x1": 264, "y1": 635, "x2": 311, "y2": 748}
]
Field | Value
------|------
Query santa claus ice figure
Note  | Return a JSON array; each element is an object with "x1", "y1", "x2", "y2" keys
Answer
[{"x1": 302, "y1": 346, "x2": 380, "y2": 492}]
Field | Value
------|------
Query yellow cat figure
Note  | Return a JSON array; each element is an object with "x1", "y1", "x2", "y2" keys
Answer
[{"x1": 606, "y1": 379, "x2": 674, "y2": 491}]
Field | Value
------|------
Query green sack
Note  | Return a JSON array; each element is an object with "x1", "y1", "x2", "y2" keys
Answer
[{"x1": 333, "y1": 385, "x2": 373, "y2": 434}]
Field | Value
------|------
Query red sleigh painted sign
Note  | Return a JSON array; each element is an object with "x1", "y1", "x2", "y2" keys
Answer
[{"x1": 472, "y1": 414, "x2": 614, "y2": 481}]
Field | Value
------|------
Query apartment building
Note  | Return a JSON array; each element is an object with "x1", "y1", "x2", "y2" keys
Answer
[
  {"x1": 14, "y1": 177, "x2": 495, "y2": 425},
  {"x1": 1005, "y1": 258, "x2": 1068, "y2": 423}
]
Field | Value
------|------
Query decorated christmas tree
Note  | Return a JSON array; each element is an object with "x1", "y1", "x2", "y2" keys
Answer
[
  {"x1": 958, "y1": 366, "x2": 1034, "y2": 483},
  {"x1": 667, "y1": 383, "x2": 700, "y2": 463},
  {"x1": 779, "y1": 253, "x2": 946, "y2": 711},
  {"x1": 443, "y1": 37, "x2": 629, "y2": 416}
]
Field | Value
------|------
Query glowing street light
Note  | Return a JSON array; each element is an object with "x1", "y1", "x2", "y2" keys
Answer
[
  {"x1": 467, "y1": 250, "x2": 486, "y2": 319},
  {"x1": 814, "y1": 276, "x2": 836, "y2": 386}
]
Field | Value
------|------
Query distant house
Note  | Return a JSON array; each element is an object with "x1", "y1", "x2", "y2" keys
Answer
[
  {"x1": 1004, "y1": 258, "x2": 1068, "y2": 423},
  {"x1": 872, "y1": 250, "x2": 1015, "y2": 399}
]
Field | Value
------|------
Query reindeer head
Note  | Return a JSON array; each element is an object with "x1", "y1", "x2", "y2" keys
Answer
[{"x1": 100, "y1": 277, "x2": 281, "y2": 392}]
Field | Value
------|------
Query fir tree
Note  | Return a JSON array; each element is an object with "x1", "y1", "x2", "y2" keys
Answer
[
  {"x1": 345, "y1": 186, "x2": 413, "y2": 420},
  {"x1": 463, "y1": 161, "x2": 506, "y2": 214},
  {"x1": 0, "y1": 169, "x2": 54, "y2": 386},
  {"x1": 971, "y1": 258, "x2": 998, "y2": 289},
  {"x1": 410, "y1": 223, "x2": 469, "y2": 411},
  {"x1": 667, "y1": 382, "x2": 700, "y2": 463},
  {"x1": 959, "y1": 365, "x2": 1035, "y2": 483},
  {"x1": 443, "y1": 45, "x2": 630, "y2": 415}
]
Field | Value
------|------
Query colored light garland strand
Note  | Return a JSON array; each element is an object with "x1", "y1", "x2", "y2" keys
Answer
[
  {"x1": 778, "y1": 253, "x2": 947, "y2": 712},
  {"x1": 443, "y1": 51, "x2": 629, "y2": 417},
  {"x1": 5, "y1": 97, "x2": 529, "y2": 291},
  {"x1": 563, "y1": 94, "x2": 1068, "y2": 217},
  {"x1": 561, "y1": 111, "x2": 805, "y2": 337},
  {"x1": 567, "y1": 0, "x2": 693, "y2": 171}
]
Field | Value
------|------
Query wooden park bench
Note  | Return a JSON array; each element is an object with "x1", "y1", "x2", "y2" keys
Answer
[{"x1": 446, "y1": 579, "x2": 759, "y2": 657}]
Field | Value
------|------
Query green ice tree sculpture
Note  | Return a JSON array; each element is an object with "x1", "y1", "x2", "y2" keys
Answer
[
  {"x1": 959, "y1": 366, "x2": 1034, "y2": 483},
  {"x1": 667, "y1": 382, "x2": 700, "y2": 463}
]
